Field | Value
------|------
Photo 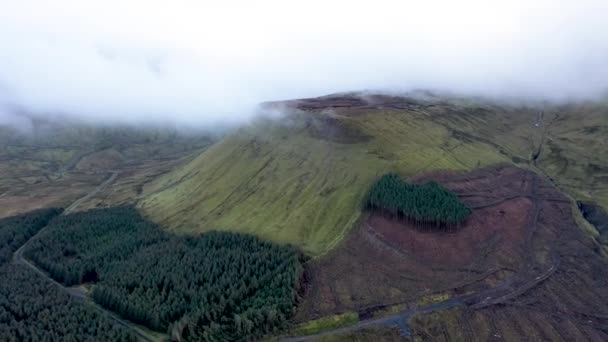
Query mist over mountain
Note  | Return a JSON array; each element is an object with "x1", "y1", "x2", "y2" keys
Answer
[
  {"x1": 3, "y1": 3, "x2": 608, "y2": 341},
  {"x1": 1, "y1": 0, "x2": 607, "y2": 129}
]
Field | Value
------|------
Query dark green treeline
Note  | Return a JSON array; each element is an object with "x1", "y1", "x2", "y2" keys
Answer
[
  {"x1": 0, "y1": 208, "x2": 61, "y2": 264},
  {"x1": 0, "y1": 209, "x2": 136, "y2": 341},
  {"x1": 25, "y1": 206, "x2": 305, "y2": 341},
  {"x1": 366, "y1": 173, "x2": 470, "y2": 228}
]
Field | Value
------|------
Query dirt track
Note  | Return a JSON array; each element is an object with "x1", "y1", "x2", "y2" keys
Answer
[{"x1": 63, "y1": 171, "x2": 119, "y2": 214}]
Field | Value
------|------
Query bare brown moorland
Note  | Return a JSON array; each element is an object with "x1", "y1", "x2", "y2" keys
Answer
[{"x1": 294, "y1": 164, "x2": 608, "y2": 341}]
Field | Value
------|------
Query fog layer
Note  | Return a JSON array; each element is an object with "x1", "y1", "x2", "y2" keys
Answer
[{"x1": 1, "y1": 0, "x2": 607, "y2": 126}]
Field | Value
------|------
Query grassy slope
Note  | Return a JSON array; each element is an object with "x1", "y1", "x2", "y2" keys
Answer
[
  {"x1": 140, "y1": 95, "x2": 608, "y2": 256},
  {"x1": 141, "y1": 101, "x2": 513, "y2": 256},
  {"x1": 539, "y1": 106, "x2": 608, "y2": 204}
]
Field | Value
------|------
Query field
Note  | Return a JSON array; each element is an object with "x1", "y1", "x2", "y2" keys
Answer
[
  {"x1": 409, "y1": 238, "x2": 608, "y2": 341},
  {"x1": 294, "y1": 166, "x2": 532, "y2": 320},
  {"x1": 406, "y1": 168, "x2": 608, "y2": 341},
  {"x1": 141, "y1": 94, "x2": 608, "y2": 256},
  {"x1": 283, "y1": 164, "x2": 608, "y2": 341},
  {"x1": 0, "y1": 119, "x2": 212, "y2": 218}
]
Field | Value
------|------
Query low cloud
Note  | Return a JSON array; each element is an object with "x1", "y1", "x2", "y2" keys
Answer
[{"x1": 0, "y1": 0, "x2": 607, "y2": 127}]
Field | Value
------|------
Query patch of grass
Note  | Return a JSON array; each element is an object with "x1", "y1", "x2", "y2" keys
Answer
[
  {"x1": 292, "y1": 312, "x2": 359, "y2": 336},
  {"x1": 312, "y1": 326, "x2": 404, "y2": 342},
  {"x1": 536, "y1": 110, "x2": 608, "y2": 210},
  {"x1": 416, "y1": 292, "x2": 451, "y2": 307},
  {"x1": 409, "y1": 308, "x2": 466, "y2": 342},
  {"x1": 0, "y1": 121, "x2": 213, "y2": 217},
  {"x1": 570, "y1": 200, "x2": 600, "y2": 238},
  {"x1": 29, "y1": 148, "x2": 76, "y2": 164},
  {"x1": 371, "y1": 303, "x2": 409, "y2": 318}
]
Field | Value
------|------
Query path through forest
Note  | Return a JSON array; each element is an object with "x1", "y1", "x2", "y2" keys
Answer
[{"x1": 12, "y1": 171, "x2": 159, "y2": 342}]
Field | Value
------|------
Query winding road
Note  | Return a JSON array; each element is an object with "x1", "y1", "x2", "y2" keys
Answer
[
  {"x1": 11, "y1": 171, "x2": 157, "y2": 342},
  {"x1": 63, "y1": 171, "x2": 119, "y2": 215}
]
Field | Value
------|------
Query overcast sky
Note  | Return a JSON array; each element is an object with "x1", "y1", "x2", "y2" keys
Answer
[{"x1": 1, "y1": 0, "x2": 607, "y2": 126}]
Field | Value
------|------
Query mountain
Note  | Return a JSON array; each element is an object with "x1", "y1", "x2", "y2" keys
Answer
[
  {"x1": 140, "y1": 93, "x2": 608, "y2": 256},
  {"x1": 3, "y1": 93, "x2": 608, "y2": 341}
]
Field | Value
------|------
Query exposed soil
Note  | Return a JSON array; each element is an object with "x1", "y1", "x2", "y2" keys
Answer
[
  {"x1": 0, "y1": 147, "x2": 198, "y2": 218},
  {"x1": 75, "y1": 148, "x2": 125, "y2": 171},
  {"x1": 294, "y1": 164, "x2": 608, "y2": 341},
  {"x1": 369, "y1": 195, "x2": 530, "y2": 267},
  {"x1": 0, "y1": 173, "x2": 104, "y2": 218},
  {"x1": 408, "y1": 194, "x2": 608, "y2": 341},
  {"x1": 263, "y1": 93, "x2": 428, "y2": 113}
]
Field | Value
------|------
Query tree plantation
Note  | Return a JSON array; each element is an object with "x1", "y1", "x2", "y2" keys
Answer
[
  {"x1": 0, "y1": 208, "x2": 61, "y2": 264},
  {"x1": 25, "y1": 206, "x2": 166, "y2": 286},
  {"x1": 366, "y1": 173, "x2": 470, "y2": 228},
  {"x1": 0, "y1": 211, "x2": 136, "y2": 341},
  {"x1": 0, "y1": 264, "x2": 136, "y2": 342},
  {"x1": 24, "y1": 207, "x2": 305, "y2": 341}
]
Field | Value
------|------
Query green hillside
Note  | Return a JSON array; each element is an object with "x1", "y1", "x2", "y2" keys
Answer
[{"x1": 140, "y1": 94, "x2": 608, "y2": 256}]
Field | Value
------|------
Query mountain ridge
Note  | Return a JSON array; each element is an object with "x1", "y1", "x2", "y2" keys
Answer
[{"x1": 140, "y1": 93, "x2": 608, "y2": 255}]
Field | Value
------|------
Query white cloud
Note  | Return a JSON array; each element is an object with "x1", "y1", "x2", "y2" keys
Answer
[{"x1": 0, "y1": 0, "x2": 607, "y2": 126}]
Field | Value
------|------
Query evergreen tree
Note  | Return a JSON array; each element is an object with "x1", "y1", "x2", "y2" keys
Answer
[
  {"x1": 23, "y1": 206, "x2": 305, "y2": 341},
  {"x1": 366, "y1": 173, "x2": 470, "y2": 229}
]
